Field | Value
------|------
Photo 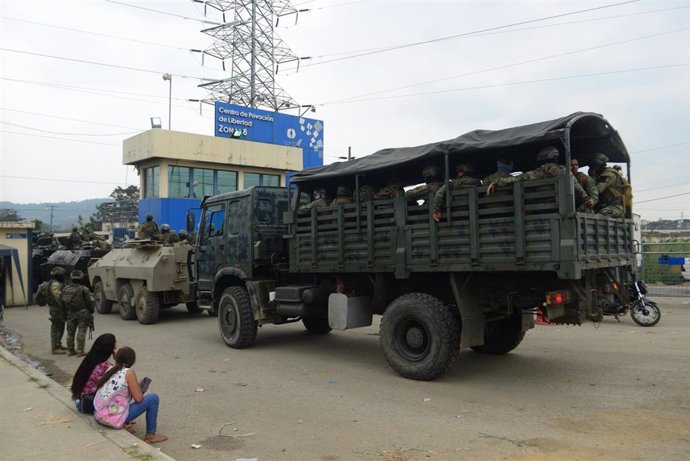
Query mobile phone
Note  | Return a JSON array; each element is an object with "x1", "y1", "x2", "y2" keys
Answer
[{"x1": 139, "y1": 377, "x2": 152, "y2": 394}]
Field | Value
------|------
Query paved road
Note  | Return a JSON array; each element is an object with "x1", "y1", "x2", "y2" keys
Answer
[{"x1": 2, "y1": 299, "x2": 689, "y2": 461}]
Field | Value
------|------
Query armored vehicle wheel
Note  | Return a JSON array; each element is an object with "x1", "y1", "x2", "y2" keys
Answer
[
  {"x1": 218, "y1": 286, "x2": 257, "y2": 349},
  {"x1": 471, "y1": 313, "x2": 525, "y2": 355},
  {"x1": 302, "y1": 316, "x2": 332, "y2": 334},
  {"x1": 134, "y1": 286, "x2": 161, "y2": 325},
  {"x1": 93, "y1": 281, "x2": 113, "y2": 314},
  {"x1": 118, "y1": 283, "x2": 136, "y2": 320},
  {"x1": 380, "y1": 293, "x2": 460, "y2": 381},
  {"x1": 186, "y1": 302, "x2": 202, "y2": 314}
]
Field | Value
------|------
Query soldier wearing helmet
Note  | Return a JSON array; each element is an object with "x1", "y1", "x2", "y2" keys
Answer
[
  {"x1": 331, "y1": 185, "x2": 353, "y2": 206},
  {"x1": 432, "y1": 163, "x2": 482, "y2": 222},
  {"x1": 39, "y1": 266, "x2": 68, "y2": 354},
  {"x1": 61, "y1": 270, "x2": 95, "y2": 357},
  {"x1": 68, "y1": 226, "x2": 82, "y2": 250},
  {"x1": 298, "y1": 188, "x2": 330, "y2": 213},
  {"x1": 138, "y1": 213, "x2": 161, "y2": 240},
  {"x1": 588, "y1": 153, "x2": 627, "y2": 218},
  {"x1": 405, "y1": 164, "x2": 444, "y2": 202},
  {"x1": 160, "y1": 223, "x2": 174, "y2": 245},
  {"x1": 374, "y1": 176, "x2": 405, "y2": 200}
]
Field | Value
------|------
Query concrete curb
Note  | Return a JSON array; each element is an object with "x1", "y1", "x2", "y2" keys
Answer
[{"x1": 0, "y1": 344, "x2": 176, "y2": 461}]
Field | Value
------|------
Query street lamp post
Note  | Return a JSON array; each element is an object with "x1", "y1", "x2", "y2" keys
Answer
[{"x1": 162, "y1": 73, "x2": 172, "y2": 130}]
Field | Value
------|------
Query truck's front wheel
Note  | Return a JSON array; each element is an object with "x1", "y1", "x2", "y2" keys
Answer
[
  {"x1": 380, "y1": 293, "x2": 460, "y2": 381},
  {"x1": 134, "y1": 285, "x2": 161, "y2": 325},
  {"x1": 93, "y1": 281, "x2": 113, "y2": 314},
  {"x1": 219, "y1": 286, "x2": 257, "y2": 348},
  {"x1": 471, "y1": 312, "x2": 525, "y2": 354}
]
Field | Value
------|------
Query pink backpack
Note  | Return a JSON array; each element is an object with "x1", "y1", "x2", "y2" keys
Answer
[{"x1": 93, "y1": 388, "x2": 130, "y2": 429}]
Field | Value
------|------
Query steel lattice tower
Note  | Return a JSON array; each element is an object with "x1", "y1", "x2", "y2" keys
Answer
[{"x1": 197, "y1": 0, "x2": 301, "y2": 111}]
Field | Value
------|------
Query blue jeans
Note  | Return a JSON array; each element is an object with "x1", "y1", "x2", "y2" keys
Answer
[{"x1": 126, "y1": 393, "x2": 160, "y2": 434}]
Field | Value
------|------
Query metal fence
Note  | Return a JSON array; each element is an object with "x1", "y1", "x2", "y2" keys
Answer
[{"x1": 639, "y1": 241, "x2": 690, "y2": 298}]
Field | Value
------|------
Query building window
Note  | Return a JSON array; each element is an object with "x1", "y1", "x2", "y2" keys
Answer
[
  {"x1": 168, "y1": 166, "x2": 191, "y2": 198},
  {"x1": 144, "y1": 166, "x2": 159, "y2": 198},
  {"x1": 244, "y1": 172, "x2": 280, "y2": 188},
  {"x1": 217, "y1": 170, "x2": 238, "y2": 195},
  {"x1": 192, "y1": 168, "x2": 214, "y2": 198}
]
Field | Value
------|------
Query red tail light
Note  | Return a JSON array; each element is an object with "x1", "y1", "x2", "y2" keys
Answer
[{"x1": 545, "y1": 290, "x2": 571, "y2": 305}]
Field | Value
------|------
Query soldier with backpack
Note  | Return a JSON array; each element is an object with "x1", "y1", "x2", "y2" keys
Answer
[
  {"x1": 62, "y1": 270, "x2": 95, "y2": 357},
  {"x1": 588, "y1": 153, "x2": 631, "y2": 218},
  {"x1": 37, "y1": 266, "x2": 68, "y2": 354}
]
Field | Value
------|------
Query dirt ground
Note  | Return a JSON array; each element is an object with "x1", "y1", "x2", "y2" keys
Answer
[{"x1": 1, "y1": 297, "x2": 689, "y2": 461}]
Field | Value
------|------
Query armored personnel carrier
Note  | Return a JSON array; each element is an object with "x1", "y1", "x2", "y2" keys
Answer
[
  {"x1": 41, "y1": 248, "x2": 110, "y2": 288},
  {"x1": 87, "y1": 241, "x2": 198, "y2": 324}
]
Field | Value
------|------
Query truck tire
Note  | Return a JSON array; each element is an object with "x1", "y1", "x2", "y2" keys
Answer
[
  {"x1": 218, "y1": 286, "x2": 257, "y2": 348},
  {"x1": 302, "y1": 316, "x2": 332, "y2": 334},
  {"x1": 186, "y1": 302, "x2": 202, "y2": 314},
  {"x1": 118, "y1": 283, "x2": 136, "y2": 320},
  {"x1": 471, "y1": 313, "x2": 525, "y2": 355},
  {"x1": 93, "y1": 281, "x2": 113, "y2": 314},
  {"x1": 380, "y1": 293, "x2": 460, "y2": 381},
  {"x1": 134, "y1": 285, "x2": 161, "y2": 325}
]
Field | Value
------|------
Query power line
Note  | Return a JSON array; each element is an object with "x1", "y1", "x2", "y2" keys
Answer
[
  {"x1": 323, "y1": 28, "x2": 689, "y2": 105},
  {"x1": 0, "y1": 106, "x2": 141, "y2": 130},
  {"x1": 0, "y1": 174, "x2": 128, "y2": 186},
  {"x1": 636, "y1": 183, "x2": 690, "y2": 193},
  {"x1": 1, "y1": 16, "x2": 189, "y2": 50},
  {"x1": 318, "y1": 62, "x2": 689, "y2": 106},
  {"x1": 102, "y1": 0, "x2": 217, "y2": 24},
  {"x1": 0, "y1": 121, "x2": 137, "y2": 137},
  {"x1": 0, "y1": 130, "x2": 120, "y2": 146},
  {"x1": 301, "y1": 0, "x2": 642, "y2": 68},
  {"x1": 0, "y1": 47, "x2": 208, "y2": 80},
  {"x1": 634, "y1": 192, "x2": 690, "y2": 205},
  {"x1": 630, "y1": 142, "x2": 690, "y2": 154}
]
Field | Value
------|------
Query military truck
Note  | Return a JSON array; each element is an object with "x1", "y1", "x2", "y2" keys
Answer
[
  {"x1": 194, "y1": 112, "x2": 637, "y2": 380},
  {"x1": 88, "y1": 242, "x2": 198, "y2": 324}
]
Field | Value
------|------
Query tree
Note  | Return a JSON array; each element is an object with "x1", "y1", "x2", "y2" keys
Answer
[
  {"x1": 31, "y1": 218, "x2": 45, "y2": 232},
  {"x1": 89, "y1": 186, "x2": 139, "y2": 228}
]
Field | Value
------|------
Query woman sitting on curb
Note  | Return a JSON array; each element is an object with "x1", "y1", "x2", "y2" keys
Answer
[
  {"x1": 94, "y1": 346, "x2": 168, "y2": 443},
  {"x1": 70, "y1": 333, "x2": 116, "y2": 414}
]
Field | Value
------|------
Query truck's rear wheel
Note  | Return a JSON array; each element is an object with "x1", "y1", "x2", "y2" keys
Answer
[
  {"x1": 219, "y1": 286, "x2": 257, "y2": 348},
  {"x1": 471, "y1": 312, "x2": 525, "y2": 354},
  {"x1": 93, "y1": 281, "x2": 113, "y2": 314},
  {"x1": 118, "y1": 283, "x2": 136, "y2": 320},
  {"x1": 134, "y1": 285, "x2": 160, "y2": 325},
  {"x1": 302, "y1": 316, "x2": 332, "y2": 334},
  {"x1": 380, "y1": 293, "x2": 460, "y2": 381}
]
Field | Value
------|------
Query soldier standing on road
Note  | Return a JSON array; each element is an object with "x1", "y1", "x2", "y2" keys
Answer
[
  {"x1": 331, "y1": 186, "x2": 353, "y2": 205},
  {"x1": 587, "y1": 153, "x2": 628, "y2": 218},
  {"x1": 45, "y1": 267, "x2": 67, "y2": 354},
  {"x1": 405, "y1": 165, "x2": 443, "y2": 202},
  {"x1": 432, "y1": 163, "x2": 482, "y2": 222},
  {"x1": 570, "y1": 158, "x2": 597, "y2": 212},
  {"x1": 62, "y1": 270, "x2": 95, "y2": 357}
]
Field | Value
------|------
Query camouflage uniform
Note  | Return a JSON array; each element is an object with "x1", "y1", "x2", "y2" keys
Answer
[
  {"x1": 62, "y1": 272, "x2": 95, "y2": 356},
  {"x1": 139, "y1": 221, "x2": 161, "y2": 240},
  {"x1": 405, "y1": 181, "x2": 444, "y2": 202},
  {"x1": 483, "y1": 171, "x2": 511, "y2": 185},
  {"x1": 68, "y1": 228, "x2": 82, "y2": 250},
  {"x1": 591, "y1": 167, "x2": 625, "y2": 218},
  {"x1": 299, "y1": 189, "x2": 329, "y2": 213},
  {"x1": 356, "y1": 185, "x2": 377, "y2": 202},
  {"x1": 574, "y1": 171, "x2": 598, "y2": 212},
  {"x1": 163, "y1": 230, "x2": 180, "y2": 245},
  {"x1": 374, "y1": 179, "x2": 405, "y2": 200},
  {"x1": 331, "y1": 186, "x2": 353, "y2": 206},
  {"x1": 432, "y1": 176, "x2": 482, "y2": 212}
]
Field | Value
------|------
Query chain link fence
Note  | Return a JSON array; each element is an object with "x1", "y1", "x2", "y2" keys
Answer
[{"x1": 639, "y1": 240, "x2": 690, "y2": 298}]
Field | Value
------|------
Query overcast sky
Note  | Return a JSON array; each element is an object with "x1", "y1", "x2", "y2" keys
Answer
[{"x1": 1, "y1": 0, "x2": 688, "y2": 220}]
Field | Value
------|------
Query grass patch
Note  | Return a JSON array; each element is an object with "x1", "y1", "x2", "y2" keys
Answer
[{"x1": 123, "y1": 445, "x2": 157, "y2": 461}]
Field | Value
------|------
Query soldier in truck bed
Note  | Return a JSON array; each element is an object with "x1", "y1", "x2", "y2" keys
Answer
[
  {"x1": 405, "y1": 164, "x2": 444, "y2": 202},
  {"x1": 298, "y1": 188, "x2": 329, "y2": 212},
  {"x1": 331, "y1": 186, "x2": 353, "y2": 205},
  {"x1": 588, "y1": 153, "x2": 629, "y2": 218},
  {"x1": 374, "y1": 176, "x2": 405, "y2": 200},
  {"x1": 432, "y1": 163, "x2": 482, "y2": 222}
]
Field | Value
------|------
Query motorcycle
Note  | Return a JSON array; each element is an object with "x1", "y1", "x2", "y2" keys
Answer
[{"x1": 592, "y1": 279, "x2": 661, "y2": 327}]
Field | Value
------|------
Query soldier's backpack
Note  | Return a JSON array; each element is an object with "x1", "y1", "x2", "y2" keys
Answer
[
  {"x1": 61, "y1": 284, "x2": 87, "y2": 312},
  {"x1": 35, "y1": 282, "x2": 49, "y2": 306}
]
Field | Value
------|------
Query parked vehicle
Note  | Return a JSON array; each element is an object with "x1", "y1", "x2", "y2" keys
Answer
[{"x1": 591, "y1": 279, "x2": 661, "y2": 327}]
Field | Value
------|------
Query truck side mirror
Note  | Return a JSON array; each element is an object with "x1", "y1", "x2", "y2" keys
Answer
[{"x1": 186, "y1": 213, "x2": 195, "y2": 233}]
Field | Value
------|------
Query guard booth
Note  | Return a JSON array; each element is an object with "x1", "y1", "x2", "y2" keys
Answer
[{"x1": 0, "y1": 222, "x2": 33, "y2": 307}]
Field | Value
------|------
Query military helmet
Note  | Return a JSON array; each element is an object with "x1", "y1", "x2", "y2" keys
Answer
[
  {"x1": 422, "y1": 165, "x2": 439, "y2": 180},
  {"x1": 455, "y1": 163, "x2": 475, "y2": 174},
  {"x1": 50, "y1": 266, "x2": 66, "y2": 276},
  {"x1": 70, "y1": 270, "x2": 84, "y2": 281},
  {"x1": 336, "y1": 185, "x2": 351, "y2": 197},
  {"x1": 146, "y1": 213, "x2": 153, "y2": 221},
  {"x1": 72, "y1": 226, "x2": 78, "y2": 232},
  {"x1": 179, "y1": 229, "x2": 188, "y2": 236},
  {"x1": 161, "y1": 223, "x2": 170, "y2": 232},
  {"x1": 536, "y1": 146, "x2": 560, "y2": 163},
  {"x1": 589, "y1": 153, "x2": 609, "y2": 168}
]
